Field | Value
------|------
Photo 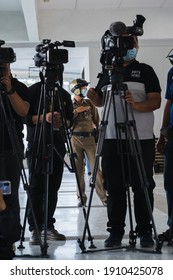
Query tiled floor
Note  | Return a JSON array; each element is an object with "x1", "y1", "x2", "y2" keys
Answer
[{"x1": 14, "y1": 168, "x2": 173, "y2": 260}]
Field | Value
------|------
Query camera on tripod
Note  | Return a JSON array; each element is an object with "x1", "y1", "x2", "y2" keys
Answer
[
  {"x1": 34, "y1": 39, "x2": 75, "y2": 67},
  {"x1": 0, "y1": 40, "x2": 16, "y2": 91},
  {"x1": 0, "y1": 40, "x2": 16, "y2": 64},
  {"x1": 34, "y1": 39, "x2": 75, "y2": 84},
  {"x1": 100, "y1": 15, "x2": 145, "y2": 68}
]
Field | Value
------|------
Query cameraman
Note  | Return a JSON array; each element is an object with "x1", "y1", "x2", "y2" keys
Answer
[
  {"x1": 25, "y1": 72, "x2": 73, "y2": 245},
  {"x1": 87, "y1": 35, "x2": 161, "y2": 248},
  {"x1": 157, "y1": 49, "x2": 173, "y2": 242},
  {"x1": 0, "y1": 62, "x2": 30, "y2": 258}
]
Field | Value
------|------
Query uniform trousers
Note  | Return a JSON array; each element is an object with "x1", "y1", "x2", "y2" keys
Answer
[{"x1": 71, "y1": 135, "x2": 107, "y2": 203}]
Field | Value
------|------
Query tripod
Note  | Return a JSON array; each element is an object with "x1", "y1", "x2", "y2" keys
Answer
[
  {"x1": 79, "y1": 69, "x2": 163, "y2": 254},
  {"x1": 0, "y1": 88, "x2": 43, "y2": 258},
  {"x1": 17, "y1": 69, "x2": 94, "y2": 257}
]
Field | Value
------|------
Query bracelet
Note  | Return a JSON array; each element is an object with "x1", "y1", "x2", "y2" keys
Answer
[{"x1": 7, "y1": 87, "x2": 15, "y2": 95}]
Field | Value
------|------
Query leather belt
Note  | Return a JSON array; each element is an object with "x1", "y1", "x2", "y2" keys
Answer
[{"x1": 72, "y1": 131, "x2": 94, "y2": 137}]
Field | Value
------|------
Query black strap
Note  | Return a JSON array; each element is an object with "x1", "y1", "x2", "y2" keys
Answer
[{"x1": 72, "y1": 131, "x2": 94, "y2": 137}]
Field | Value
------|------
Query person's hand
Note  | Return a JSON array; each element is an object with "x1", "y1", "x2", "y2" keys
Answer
[
  {"x1": 46, "y1": 111, "x2": 62, "y2": 128},
  {"x1": 156, "y1": 136, "x2": 166, "y2": 154},
  {"x1": 0, "y1": 63, "x2": 12, "y2": 93},
  {"x1": 87, "y1": 87, "x2": 103, "y2": 107},
  {"x1": 0, "y1": 190, "x2": 6, "y2": 212},
  {"x1": 87, "y1": 88, "x2": 97, "y2": 100},
  {"x1": 75, "y1": 106, "x2": 90, "y2": 113},
  {"x1": 124, "y1": 91, "x2": 136, "y2": 107}
]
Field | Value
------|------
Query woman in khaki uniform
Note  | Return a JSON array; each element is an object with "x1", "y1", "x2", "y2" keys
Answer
[{"x1": 70, "y1": 78, "x2": 107, "y2": 207}]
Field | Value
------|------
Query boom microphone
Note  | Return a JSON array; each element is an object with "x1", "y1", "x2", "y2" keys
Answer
[{"x1": 109, "y1": 21, "x2": 126, "y2": 36}]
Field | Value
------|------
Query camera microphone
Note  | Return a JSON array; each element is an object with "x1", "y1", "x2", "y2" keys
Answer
[
  {"x1": 35, "y1": 44, "x2": 50, "y2": 53},
  {"x1": 109, "y1": 21, "x2": 126, "y2": 36},
  {"x1": 35, "y1": 44, "x2": 44, "y2": 52}
]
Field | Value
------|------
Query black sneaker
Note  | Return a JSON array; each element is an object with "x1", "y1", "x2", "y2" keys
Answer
[
  {"x1": 158, "y1": 229, "x2": 173, "y2": 245},
  {"x1": 29, "y1": 230, "x2": 41, "y2": 245},
  {"x1": 41, "y1": 228, "x2": 66, "y2": 241},
  {"x1": 102, "y1": 200, "x2": 107, "y2": 207},
  {"x1": 140, "y1": 231, "x2": 154, "y2": 248},
  {"x1": 104, "y1": 233, "x2": 122, "y2": 247},
  {"x1": 158, "y1": 229, "x2": 172, "y2": 241}
]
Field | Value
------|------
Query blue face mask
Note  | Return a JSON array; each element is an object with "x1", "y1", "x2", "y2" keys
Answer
[
  {"x1": 123, "y1": 48, "x2": 137, "y2": 61},
  {"x1": 80, "y1": 88, "x2": 87, "y2": 97}
]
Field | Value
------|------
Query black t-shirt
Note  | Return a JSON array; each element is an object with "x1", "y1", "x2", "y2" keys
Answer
[
  {"x1": 96, "y1": 60, "x2": 161, "y2": 94},
  {"x1": 26, "y1": 82, "x2": 73, "y2": 150},
  {"x1": 0, "y1": 78, "x2": 29, "y2": 152}
]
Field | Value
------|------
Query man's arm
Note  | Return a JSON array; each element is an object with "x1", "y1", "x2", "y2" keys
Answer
[
  {"x1": 124, "y1": 91, "x2": 161, "y2": 112},
  {"x1": 0, "y1": 64, "x2": 29, "y2": 117},
  {"x1": 160, "y1": 99, "x2": 171, "y2": 128},
  {"x1": 8, "y1": 92, "x2": 29, "y2": 117},
  {"x1": 157, "y1": 99, "x2": 171, "y2": 154},
  {"x1": 87, "y1": 88, "x2": 104, "y2": 107}
]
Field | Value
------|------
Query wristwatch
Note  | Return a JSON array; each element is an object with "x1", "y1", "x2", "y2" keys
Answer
[{"x1": 7, "y1": 87, "x2": 15, "y2": 95}]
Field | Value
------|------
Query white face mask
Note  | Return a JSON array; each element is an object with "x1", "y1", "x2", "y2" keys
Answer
[
  {"x1": 80, "y1": 88, "x2": 87, "y2": 97},
  {"x1": 123, "y1": 48, "x2": 137, "y2": 61}
]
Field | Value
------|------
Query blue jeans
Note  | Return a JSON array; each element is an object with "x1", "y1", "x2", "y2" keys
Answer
[{"x1": 164, "y1": 139, "x2": 173, "y2": 227}]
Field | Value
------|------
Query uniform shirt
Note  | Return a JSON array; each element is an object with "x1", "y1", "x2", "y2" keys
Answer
[
  {"x1": 72, "y1": 98, "x2": 99, "y2": 132},
  {"x1": 165, "y1": 67, "x2": 173, "y2": 128},
  {"x1": 97, "y1": 60, "x2": 161, "y2": 140},
  {"x1": 0, "y1": 78, "x2": 29, "y2": 152}
]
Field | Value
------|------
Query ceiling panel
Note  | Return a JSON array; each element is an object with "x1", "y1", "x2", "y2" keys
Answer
[
  {"x1": 0, "y1": 0, "x2": 21, "y2": 11},
  {"x1": 1, "y1": 0, "x2": 173, "y2": 77},
  {"x1": 162, "y1": 0, "x2": 173, "y2": 7},
  {"x1": 76, "y1": 0, "x2": 121, "y2": 9},
  {"x1": 120, "y1": 0, "x2": 166, "y2": 8},
  {"x1": 38, "y1": 0, "x2": 77, "y2": 9}
]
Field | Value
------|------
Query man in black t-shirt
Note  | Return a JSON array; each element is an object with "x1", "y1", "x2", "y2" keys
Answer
[
  {"x1": 25, "y1": 80, "x2": 73, "y2": 245},
  {"x1": 0, "y1": 62, "x2": 30, "y2": 258},
  {"x1": 87, "y1": 36, "x2": 161, "y2": 248}
]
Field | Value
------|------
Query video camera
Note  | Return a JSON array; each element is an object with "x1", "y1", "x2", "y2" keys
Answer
[
  {"x1": 0, "y1": 40, "x2": 16, "y2": 91},
  {"x1": 34, "y1": 39, "x2": 75, "y2": 67},
  {"x1": 34, "y1": 39, "x2": 75, "y2": 85},
  {"x1": 0, "y1": 40, "x2": 16, "y2": 64},
  {"x1": 100, "y1": 15, "x2": 145, "y2": 68}
]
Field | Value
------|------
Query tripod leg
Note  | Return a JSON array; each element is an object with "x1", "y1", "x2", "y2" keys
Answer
[
  {"x1": 80, "y1": 89, "x2": 113, "y2": 251},
  {"x1": 125, "y1": 119, "x2": 162, "y2": 253},
  {"x1": 126, "y1": 186, "x2": 137, "y2": 246}
]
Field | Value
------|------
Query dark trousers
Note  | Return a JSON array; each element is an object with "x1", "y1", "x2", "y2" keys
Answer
[
  {"x1": 164, "y1": 139, "x2": 173, "y2": 227},
  {"x1": 101, "y1": 139, "x2": 155, "y2": 237},
  {"x1": 0, "y1": 151, "x2": 21, "y2": 211},
  {"x1": 0, "y1": 151, "x2": 22, "y2": 259},
  {"x1": 27, "y1": 143, "x2": 66, "y2": 232}
]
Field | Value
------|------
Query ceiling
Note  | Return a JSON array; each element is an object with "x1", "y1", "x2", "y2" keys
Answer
[{"x1": 1, "y1": 0, "x2": 173, "y2": 78}]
